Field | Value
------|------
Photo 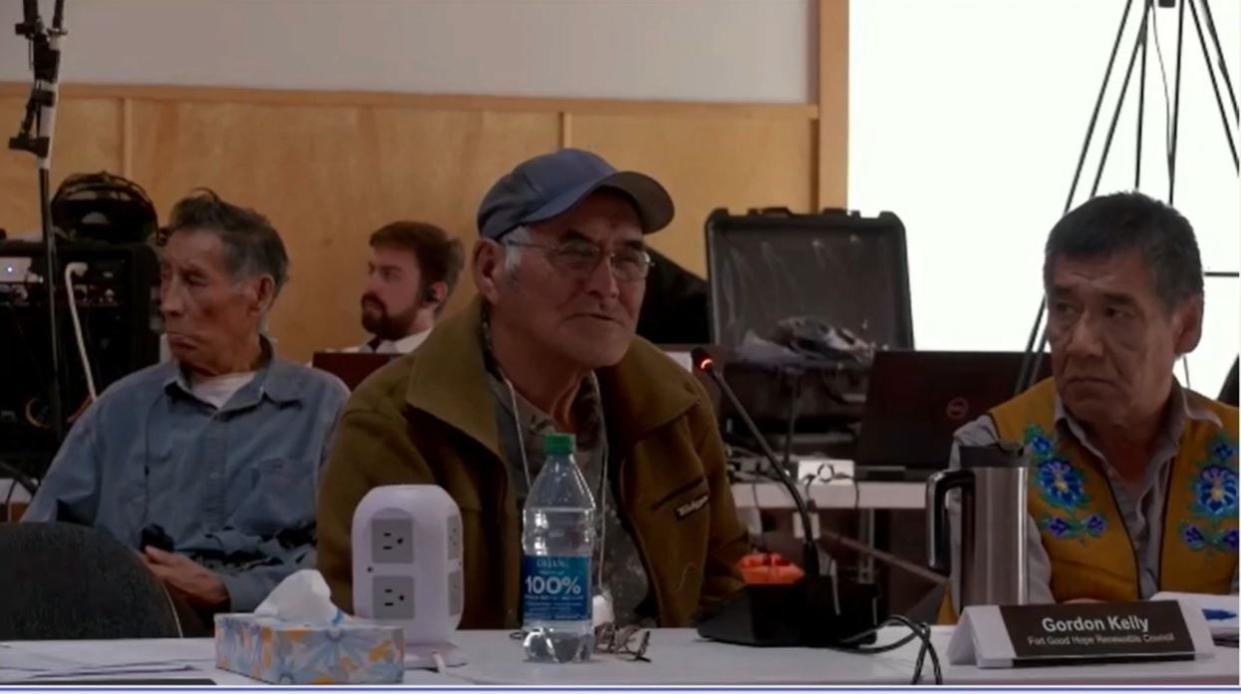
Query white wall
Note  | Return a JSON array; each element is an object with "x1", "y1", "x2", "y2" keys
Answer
[
  {"x1": 851, "y1": 0, "x2": 1240, "y2": 395},
  {"x1": 0, "y1": 0, "x2": 813, "y2": 103},
  {"x1": 9, "y1": 0, "x2": 1235, "y2": 390}
]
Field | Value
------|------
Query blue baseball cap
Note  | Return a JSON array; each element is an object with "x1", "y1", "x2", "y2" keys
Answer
[{"x1": 477, "y1": 148, "x2": 674, "y2": 241}]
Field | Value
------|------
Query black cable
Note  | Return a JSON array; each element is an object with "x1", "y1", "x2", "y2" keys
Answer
[
  {"x1": 1149, "y1": 4, "x2": 1175, "y2": 159},
  {"x1": 1090, "y1": 0, "x2": 1154, "y2": 198},
  {"x1": 1017, "y1": 0, "x2": 1146, "y2": 397},
  {"x1": 1062, "y1": 0, "x2": 1137, "y2": 215},
  {"x1": 1187, "y1": 0, "x2": 1240, "y2": 171},
  {"x1": 1198, "y1": 0, "x2": 1238, "y2": 121},
  {"x1": 0, "y1": 460, "x2": 39, "y2": 521},
  {"x1": 1017, "y1": 0, "x2": 1141, "y2": 399},
  {"x1": 754, "y1": 459, "x2": 940, "y2": 683},
  {"x1": 830, "y1": 616, "x2": 942, "y2": 685},
  {"x1": 1149, "y1": 0, "x2": 1178, "y2": 212},
  {"x1": 782, "y1": 370, "x2": 801, "y2": 477},
  {"x1": 799, "y1": 464, "x2": 860, "y2": 513},
  {"x1": 698, "y1": 352, "x2": 820, "y2": 579},
  {"x1": 858, "y1": 618, "x2": 933, "y2": 685},
  {"x1": 889, "y1": 614, "x2": 942, "y2": 685},
  {"x1": 1151, "y1": 4, "x2": 1206, "y2": 403},
  {"x1": 38, "y1": 167, "x2": 64, "y2": 443},
  {"x1": 1136, "y1": 0, "x2": 1149, "y2": 190},
  {"x1": 837, "y1": 625, "x2": 918, "y2": 651},
  {"x1": 1170, "y1": 0, "x2": 1188, "y2": 205}
]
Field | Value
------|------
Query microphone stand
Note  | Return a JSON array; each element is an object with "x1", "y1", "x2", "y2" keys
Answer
[
  {"x1": 695, "y1": 349, "x2": 819, "y2": 578},
  {"x1": 693, "y1": 348, "x2": 878, "y2": 648},
  {"x1": 9, "y1": 0, "x2": 69, "y2": 443}
]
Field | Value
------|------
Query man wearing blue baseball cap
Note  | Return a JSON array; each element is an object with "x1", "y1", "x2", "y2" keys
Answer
[{"x1": 318, "y1": 149, "x2": 748, "y2": 630}]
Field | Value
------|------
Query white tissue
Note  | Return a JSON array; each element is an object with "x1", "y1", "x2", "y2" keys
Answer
[{"x1": 253, "y1": 569, "x2": 345, "y2": 625}]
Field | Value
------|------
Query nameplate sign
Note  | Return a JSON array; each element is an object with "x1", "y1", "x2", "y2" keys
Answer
[{"x1": 948, "y1": 601, "x2": 1215, "y2": 668}]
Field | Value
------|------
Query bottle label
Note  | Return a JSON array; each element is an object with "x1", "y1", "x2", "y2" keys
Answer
[{"x1": 521, "y1": 555, "x2": 591, "y2": 623}]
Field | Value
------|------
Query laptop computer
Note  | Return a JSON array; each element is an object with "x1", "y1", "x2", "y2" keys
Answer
[
  {"x1": 854, "y1": 351, "x2": 1051, "y2": 480},
  {"x1": 311, "y1": 352, "x2": 399, "y2": 390}
]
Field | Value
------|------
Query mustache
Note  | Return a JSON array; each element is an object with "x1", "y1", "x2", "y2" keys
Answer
[{"x1": 361, "y1": 293, "x2": 385, "y2": 309}]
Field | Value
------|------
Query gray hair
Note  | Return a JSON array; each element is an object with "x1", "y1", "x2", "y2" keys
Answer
[
  {"x1": 501, "y1": 225, "x2": 532, "y2": 276},
  {"x1": 1043, "y1": 191, "x2": 1203, "y2": 312},
  {"x1": 164, "y1": 189, "x2": 289, "y2": 298}
]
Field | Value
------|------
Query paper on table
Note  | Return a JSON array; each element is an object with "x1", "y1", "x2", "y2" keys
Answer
[
  {"x1": 17, "y1": 663, "x2": 196, "y2": 681},
  {"x1": 1, "y1": 661, "x2": 194, "y2": 683},
  {"x1": 0, "y1": 642, "x2": 204, "y2": 682},
  {"x1": 1151, "y1": 592, "x2": 1239, "y2": 637},
  {"x1": 6, "y1": 639, "x2": 216, "y2": 666},
  {"x1": 0, "y1": 646, "x2": 83, "y2": 675}
]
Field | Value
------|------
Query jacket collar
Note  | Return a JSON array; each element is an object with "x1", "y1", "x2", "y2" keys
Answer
[
  {"x1": 405, "y1": 297, "x2": 700, "y2": 457},
  {"x1": 404, "y1": 298, "x2": 504, "y2": 458}
]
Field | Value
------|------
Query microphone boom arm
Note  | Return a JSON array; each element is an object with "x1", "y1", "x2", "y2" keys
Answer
[{"x1": 694, "y1": 348, "x2": 821, "y2": 579}]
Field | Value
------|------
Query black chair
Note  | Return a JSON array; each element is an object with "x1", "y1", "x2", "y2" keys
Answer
[
  {"x1": 637, "y1": 249, "x2": 711, "y2": 345},
  {"x1": 0, "y1": 523, "x2": 182, "y2": 639}
]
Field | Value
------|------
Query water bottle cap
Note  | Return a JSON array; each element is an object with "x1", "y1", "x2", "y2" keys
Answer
[{"x1": 544, "y1": 432, "x2": 575, "y2": 455}]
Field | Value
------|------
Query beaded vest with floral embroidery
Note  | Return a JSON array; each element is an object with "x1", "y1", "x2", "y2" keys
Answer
[{"x1": 989, "y1": 378, "x2": 1239, "y2": 602}]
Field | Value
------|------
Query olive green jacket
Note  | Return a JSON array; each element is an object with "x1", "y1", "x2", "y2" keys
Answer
[{"x1": 317, "y1": 298, "x2": 748, "y2": 628}]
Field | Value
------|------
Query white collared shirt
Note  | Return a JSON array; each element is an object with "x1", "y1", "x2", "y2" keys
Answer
[{"x1": 346, "y1": 328, "x2": 431, "y2": 355}]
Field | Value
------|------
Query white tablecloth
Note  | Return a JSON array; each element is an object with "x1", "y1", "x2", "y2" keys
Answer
[{"x1": 2, "y1": 627, "x2": 1235, "y2": 686}]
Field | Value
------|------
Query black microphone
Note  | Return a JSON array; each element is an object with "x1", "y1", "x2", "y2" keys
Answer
[
  {"x1": 692, "y1": 347, "x2": 819, "y2": 578},
  {"x1": 692, "y1": 347, "x2": 878, "y2": 648}
]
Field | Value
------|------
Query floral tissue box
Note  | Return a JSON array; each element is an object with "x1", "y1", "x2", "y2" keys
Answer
[{"x1": 214, "y1": 613, "x2": 405, "y2": 685}]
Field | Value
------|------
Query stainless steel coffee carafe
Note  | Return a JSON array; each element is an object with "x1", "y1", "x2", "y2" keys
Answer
[{"x1": 927, "y1": 442, "x2": 1029, "y2": 609}]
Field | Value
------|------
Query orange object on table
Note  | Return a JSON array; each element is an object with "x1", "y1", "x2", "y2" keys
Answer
[{"x1": 738, "y1": 552, "x2": 805, "y2": 585}]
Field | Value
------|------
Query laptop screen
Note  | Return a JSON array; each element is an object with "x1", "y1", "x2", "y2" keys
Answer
[{"x1": 855, "y1": 351, "x2": 1052, "y2": 470}]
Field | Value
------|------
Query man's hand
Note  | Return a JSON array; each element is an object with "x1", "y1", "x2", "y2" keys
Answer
[{"x1": 141, "y1": 547, "x2": 230, "y2": 611}]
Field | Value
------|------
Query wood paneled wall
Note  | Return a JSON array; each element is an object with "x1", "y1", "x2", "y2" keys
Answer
[{"x1": 0, "y1": 2, "x2": 847, "y2": 363}]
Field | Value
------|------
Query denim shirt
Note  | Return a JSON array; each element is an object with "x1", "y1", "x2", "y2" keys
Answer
[{"x1": 23, "y1": 346, "x2": 349, "y2": 611}]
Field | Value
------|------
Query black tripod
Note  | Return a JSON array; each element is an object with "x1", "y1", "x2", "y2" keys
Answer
[
  {"x1": 1015, "y1": 0, "x2": 1239, "y2": 396},
  {"x1": 9, "y1": 0, "x2": 69, "y2": 442}
]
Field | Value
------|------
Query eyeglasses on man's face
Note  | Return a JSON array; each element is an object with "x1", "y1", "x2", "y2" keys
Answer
[{"x1": 505, "y1": 237, "x2": 653, "y2": 283}]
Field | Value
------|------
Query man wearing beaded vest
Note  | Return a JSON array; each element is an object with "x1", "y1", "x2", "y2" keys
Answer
[{"x1": 943, "y1": 192, "x2": 1237, "y2": 620}]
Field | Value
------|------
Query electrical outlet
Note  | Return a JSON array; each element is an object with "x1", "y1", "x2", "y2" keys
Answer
[
  {"x1": 448, "y1": 569, "x2": 463, "y2": 616},
  {"x1": 371, "y1": 518, "x2": 414, "y2": 563},
  {"x1": 447, "y1": 514, "x2": 462, "y2": 560},
  {"x1": 372, "y1": 576, "x2": 415, "y2": 620}
]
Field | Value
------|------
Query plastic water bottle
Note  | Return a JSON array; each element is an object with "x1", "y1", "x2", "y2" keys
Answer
[{"x1": 521, "y1": 432, "x2": 596, "y2": 663}]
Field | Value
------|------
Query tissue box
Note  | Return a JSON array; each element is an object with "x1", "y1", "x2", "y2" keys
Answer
[{"x1": 214, "y1": 613, "x2": 405, "y2": 685}]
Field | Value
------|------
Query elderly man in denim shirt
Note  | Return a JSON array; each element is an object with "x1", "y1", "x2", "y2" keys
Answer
[{"x1": 25, "y1": 190, "x2": 348, "y2": 628}]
